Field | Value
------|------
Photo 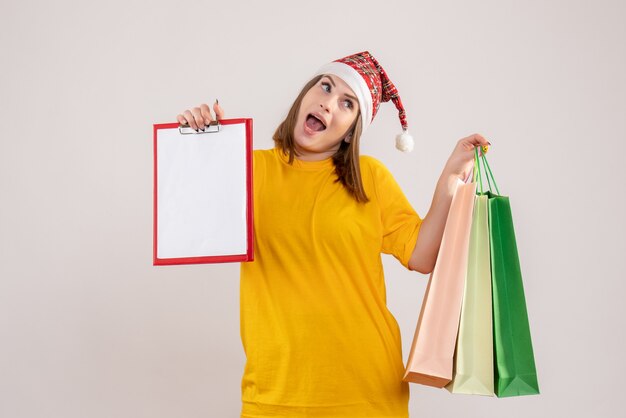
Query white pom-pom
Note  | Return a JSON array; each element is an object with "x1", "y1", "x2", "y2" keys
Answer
[{"x1": 395, "y1": 130, "x2": 414, "y2": 152}]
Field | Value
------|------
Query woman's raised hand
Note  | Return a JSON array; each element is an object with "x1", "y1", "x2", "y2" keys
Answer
[
  {"x1": 442, "y1": 133, "x2": 491, "y2": 181},
  {"x1": 176, "y1": 100, "x2": 225, "y2": 131}
]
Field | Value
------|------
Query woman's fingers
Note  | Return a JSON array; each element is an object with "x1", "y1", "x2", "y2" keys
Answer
[
  {"x1": 192, "y1": 107, "x2": 207, "y2": 129},
  {"x1": 200, "y1": 103, "x2": 214, "y2": 126},
  {"x1": 468, "y1": 133, "x2": 490, "y2": 146},
  {"x1": 213, "y1": 100, "x2": 224, "y2": 120},
  {"x1": 180, "y1": 109, "x2": 195, "y2": 130},
  {"x1": 177, "y1": 101, "x2": 225, "y2": 131},
  {"x1": 176, "y1": 114, "x2": 188, "y2": 126},
  {"x1": 458, "y1": 133, "x2": 491, "y2": 152},
  {"x1": 179, "y1": 107, "x2": 204, "y2": 131}
]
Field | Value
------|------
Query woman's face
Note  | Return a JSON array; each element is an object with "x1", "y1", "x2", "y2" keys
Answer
[{"x1": 293, "y1": 74, "x2": 360, "y2": 160}]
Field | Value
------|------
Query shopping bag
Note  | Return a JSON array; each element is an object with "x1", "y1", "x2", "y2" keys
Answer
[
  {"x1": 445, "y1": 151, "x2": 494, "y2": 395},
  {"x1": 403, "y1": 173, "x2": 476, "y2": 387},
  {"x1": 480, "y1": 151, "x2": 540, "y2": 397}
]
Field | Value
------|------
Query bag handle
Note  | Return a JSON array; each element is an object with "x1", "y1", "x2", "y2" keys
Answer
[
  {"x1": 472, "y1": 148, "x2": 482, "y2": 190},
  {"x1": 473, "y1": 146, "x2": 501, "y2": 195}
]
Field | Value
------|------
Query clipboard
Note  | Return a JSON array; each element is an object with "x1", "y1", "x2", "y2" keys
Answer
[{"x1": 153, "y1": 118, "x2": 254, "y2": 265}]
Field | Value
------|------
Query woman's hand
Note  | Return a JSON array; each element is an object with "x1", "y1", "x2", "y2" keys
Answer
[
  {"x1": 176, "y1": 100, "x2": 225, "y2": 131},
  {"x1": 442, "y1": 133, "x2": 491, "y2": 181},
  {"x1": 408, "y1": 133, "x2": 491, "y2": 273}
]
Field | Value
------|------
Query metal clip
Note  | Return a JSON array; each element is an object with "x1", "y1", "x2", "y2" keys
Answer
[{"x1": 178, "y1": 120, "x2": 221, "y2": 135}]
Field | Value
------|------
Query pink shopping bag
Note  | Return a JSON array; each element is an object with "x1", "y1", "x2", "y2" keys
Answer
[{"x1": 403, "y1": 174, "x2": 476, "y2": 387}]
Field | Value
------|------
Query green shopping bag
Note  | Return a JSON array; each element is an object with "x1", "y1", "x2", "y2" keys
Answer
[
  {"x1": 479, "y1": 149, "x2": 540, "y2": 397},
  {"x1": 445, "y1": 152, "x2": 494, "y2": 396}
]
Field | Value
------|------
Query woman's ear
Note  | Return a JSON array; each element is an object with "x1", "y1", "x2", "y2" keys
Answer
[{"x1": 344, "y1": 134, "x2": 352, "y2": 143}]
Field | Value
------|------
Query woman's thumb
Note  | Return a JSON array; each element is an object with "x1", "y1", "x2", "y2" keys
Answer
[{"x1": 213, "y1": 99, "x2": 224, "y2": 120}]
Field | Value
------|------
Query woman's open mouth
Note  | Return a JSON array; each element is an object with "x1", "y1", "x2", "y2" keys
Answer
[{"x1": 305, "y1": 114, "x2": 326, "y2": 132}]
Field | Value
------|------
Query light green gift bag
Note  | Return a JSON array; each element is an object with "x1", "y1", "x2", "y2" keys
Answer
[{"x1": 445, "y1": 149, "x2": 495, "y2": 396}]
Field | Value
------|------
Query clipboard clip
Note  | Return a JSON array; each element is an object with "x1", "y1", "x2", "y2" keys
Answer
[{"x1": 179, "y1": 121, "x2": 221, "y2": 135}]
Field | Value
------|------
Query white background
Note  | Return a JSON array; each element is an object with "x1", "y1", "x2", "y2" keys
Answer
[{"x1": 1, "y1": 0, "x2": 624, "y2": 417}]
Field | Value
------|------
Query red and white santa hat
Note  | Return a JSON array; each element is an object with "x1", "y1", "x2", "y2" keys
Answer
[{"x1": 312, "y1": 50, "x2": 414, "y2": 152}]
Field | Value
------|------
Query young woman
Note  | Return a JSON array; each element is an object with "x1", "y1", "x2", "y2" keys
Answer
[{"x1": 176, "y1": 51, "x2": 489, "y2": 418}]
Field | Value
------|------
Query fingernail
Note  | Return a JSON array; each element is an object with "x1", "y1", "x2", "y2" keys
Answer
[
  {"x1": 488, "y1": 141, "x2": 492, "y2": 145},
  {"x1": 215, "y1": 98, "x2": 219, "y2": 105}
]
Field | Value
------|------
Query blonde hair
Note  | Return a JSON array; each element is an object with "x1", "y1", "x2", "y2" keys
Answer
[{"x1": 272, "y1": 74, "x2": 369, "y2": 203}]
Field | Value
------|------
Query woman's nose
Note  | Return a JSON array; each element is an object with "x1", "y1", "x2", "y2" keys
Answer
[{"x1": 319, "y1": 98, "x2": 334, "y2": 112}]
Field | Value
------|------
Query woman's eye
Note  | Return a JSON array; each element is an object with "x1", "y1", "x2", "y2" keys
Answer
[
  {"x1": 321, "y1": 82, "x2": 331, "y2": 92},
  {"x1": 343, "y1": 100, "x2": 353, "y2": 109}
]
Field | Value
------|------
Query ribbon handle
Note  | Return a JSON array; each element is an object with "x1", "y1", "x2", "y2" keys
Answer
[{"x1": 473, "y1": 146, "x2": 500, "y2": 196}]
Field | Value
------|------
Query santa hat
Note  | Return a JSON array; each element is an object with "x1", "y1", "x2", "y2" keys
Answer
[{"x1": 312, "y1": 50, "x2": 414, "y2": 152}]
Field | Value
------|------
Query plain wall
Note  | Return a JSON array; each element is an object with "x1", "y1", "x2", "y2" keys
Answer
[{"x1": 1, "y1": 0, "x2": 624, "y2": 416}]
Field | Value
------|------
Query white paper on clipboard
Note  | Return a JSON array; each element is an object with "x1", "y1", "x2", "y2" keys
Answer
[{"x1": 153, "y1": 119, "x2": 253, "y2": 265}]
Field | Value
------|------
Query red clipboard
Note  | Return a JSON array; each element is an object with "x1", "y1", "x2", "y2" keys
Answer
[{"x1": 153, "y1": 118, "x2": 254, "y2": 265}]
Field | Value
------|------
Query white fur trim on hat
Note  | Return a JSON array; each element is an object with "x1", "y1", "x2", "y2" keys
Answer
[{"x1": 312, "y1": 62, "x2": 373, "y2": 133}]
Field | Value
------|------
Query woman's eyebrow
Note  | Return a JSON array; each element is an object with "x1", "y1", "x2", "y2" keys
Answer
[
  {"x1": 324, "y1": 75, "x2": 359, "y2": 103},
  {"x1": 323, "y1": 75, "x2": 336, "y2": 87}
]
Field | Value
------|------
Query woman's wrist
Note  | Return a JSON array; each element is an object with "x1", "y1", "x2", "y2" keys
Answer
[{"x1": 437, "y1": 169, "x2": 460, "y2": 196}]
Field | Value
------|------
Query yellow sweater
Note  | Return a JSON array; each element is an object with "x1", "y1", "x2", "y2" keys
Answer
[{"x1": 240, "y1": 147, "x2": 422, "y2": 418}]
